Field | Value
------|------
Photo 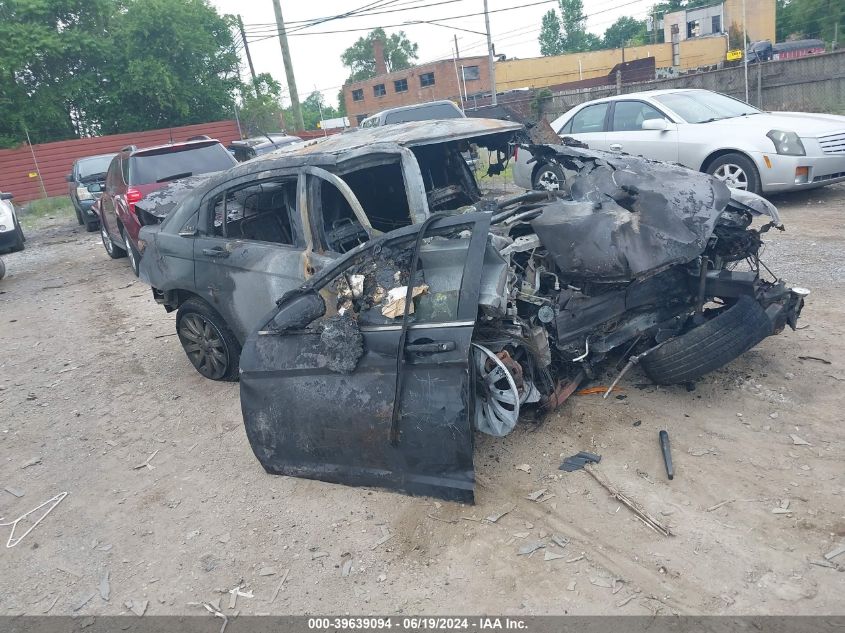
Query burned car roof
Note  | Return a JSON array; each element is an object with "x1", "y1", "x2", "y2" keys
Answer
[{"x1": 261, "y1": 118, "x2": 522, "y2": 158}]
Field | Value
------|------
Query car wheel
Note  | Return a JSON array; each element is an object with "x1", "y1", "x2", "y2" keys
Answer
[
  {"x1": 706, "y1": 153, "x2": 761, "y2": 195},
  {"x1": 0, "y1": 257, "x2": 5, "y2": 280},
  {"x1": 641, "y1": 295, "x2": 773, "y2": 385},
  {"x1": 121, "y1": 226, "x2": 140, "y2": 276},
  {"x1": 100, "y1": 221, "x2": 126, "y2": 259},
  {"x1": 74, "y1": 206, "x2": 84, "y2": 225},
  {"x1": 84, "y1": 218, "x2": 99, "y2": 232},
  {"x1": 10, "y1": 222, "x2": 25, "y2": 252},
  {"x1": 176, "y1": 299, "x2": 241, "y2": 381},
  {"x1": 532, "y1": 163, "x2": 566, "y2": 191}
]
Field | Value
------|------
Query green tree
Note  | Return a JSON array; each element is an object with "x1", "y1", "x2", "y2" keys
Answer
[
  {"x1": 777, "y1": 0, "x2": 842, "y2": 43},
  {"x1": 603, "y1": 16, "x2": 649, "y2": 48},
  {"x1": 539, "y1": 9, "x2": 565, "y2": 56},
  {"x1": 0, "y1": 0, "x2": 116, "y2": 147},
  {"x1": 536, "y1": 0, "x2": 601, "y2": 56},
  {"x1": 238, "y1": 73, "x2": 285, "y2": 135},
  {"x1": 340, "y1": 28, "x2": 419, "y2": 83},
  {"x1": 285, "y1": 91, "x2": 340, "y2": 131},
  {"x1": 95, "y1": 0, "x2": 240, "y2": 134}
]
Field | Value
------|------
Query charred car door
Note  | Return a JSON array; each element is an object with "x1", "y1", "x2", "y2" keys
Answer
[
  {"x1": 192, "y1": 171, "x2": 307, "y2": 344},
  {"x1": 240, "y1": 213, "x2": 492, "y2": 502}
]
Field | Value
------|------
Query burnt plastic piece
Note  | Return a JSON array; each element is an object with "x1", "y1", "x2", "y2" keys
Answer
[
  {"x1": 659, "y1": 430, "x2": 674, "y2": 480},
  {"x1": 559, "y1": 451, "x2": 602, "y2": 472}
]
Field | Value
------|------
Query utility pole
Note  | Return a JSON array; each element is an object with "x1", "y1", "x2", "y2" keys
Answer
[
  {"x1": 237, "y1": 14, "x2": 258, "y2": 87},
  {"x1": 742, "y1": 0, "x2": 749, "y2": 102},
  {"x1": 452, "y1": 36, "x2": 465, "y2": 111},
  {"x1": 271, "y1": 0, "x2": 304, "y2": 131},
  {"x1": 483, "y1": 0, "x2": 497, "y2": 106}
]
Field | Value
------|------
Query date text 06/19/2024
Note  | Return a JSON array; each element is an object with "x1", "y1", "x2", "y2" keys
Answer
[{"x1": 306, "y1": 617, "x2": 528, "y2": 630}]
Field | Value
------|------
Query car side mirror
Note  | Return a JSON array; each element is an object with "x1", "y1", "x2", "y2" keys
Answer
[
  {"x1": 87, "y1": 182, "x2": 103, "y2": 193},
  {"x1": 642, "y1": 118, "x2": 669, "y2": 131},
  {"x1": 66, "y1": 174, "x2": 74, "y2": 182},
  {"x1": 271, "y1": 291, "x2": 326, "y2": 333},
  {"x1": 0, "y1": 192, "x2": 13, "y2": 201}
]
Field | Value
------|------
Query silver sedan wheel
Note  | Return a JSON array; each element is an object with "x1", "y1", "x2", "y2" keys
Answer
[
  {"x1": 123, "y1": 229, "x2": 137, "y2": 274},
  {"x1": 535, "y1": 168, "x2": 561, "y2": 191},
  {"x1": 712, "y1": 163, "x2": 749, "y2": 190}
]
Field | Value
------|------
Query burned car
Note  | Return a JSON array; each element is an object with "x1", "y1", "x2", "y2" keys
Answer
[
  {"x1": 138, "y1": 118, "x2": 520, "y2": 380},
  {"x1": 239, "y1": 143, "x2": 806, "y2": 502}
]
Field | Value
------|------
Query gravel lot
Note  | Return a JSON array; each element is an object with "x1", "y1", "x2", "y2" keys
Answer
[{"x1": 0, "y1": 184, "x2": 843, "y2": 617}]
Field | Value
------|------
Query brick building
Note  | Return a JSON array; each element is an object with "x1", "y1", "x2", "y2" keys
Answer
[{"x1": 343, "y1": 42, "x2": 491, "y2": 125}]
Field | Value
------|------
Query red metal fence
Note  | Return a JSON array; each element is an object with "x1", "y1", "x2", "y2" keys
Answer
[{"x1": 0, "y1": 120, "x2": 242, "y2": 203}]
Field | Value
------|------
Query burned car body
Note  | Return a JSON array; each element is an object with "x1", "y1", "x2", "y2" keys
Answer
[
  {"x1": 241, "y1": 144, "x2": 806, "y2": 501},
  {"x1": 137, "y1": 119, "x2": 520, "y2": 380}
]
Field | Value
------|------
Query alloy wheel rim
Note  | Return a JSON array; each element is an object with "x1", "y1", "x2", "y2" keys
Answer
[
  {"x1": 178, "y1": 314, "x2": 228, "y2": 379},
  {"x1": 124, "y1": 231, "x2": 136, "y2": 272},
  {"x1": 537, "y1": 170, "x2": 561, "y2": 191},
  {"x1": 713, "y1": 164, "x2": 748, "y2": 190},
  {"x1": 101, "y1": 224, "x2": 113, "y2": 254}
]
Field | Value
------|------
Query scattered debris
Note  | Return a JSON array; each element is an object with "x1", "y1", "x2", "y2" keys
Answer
[
  {"x1": 42, "y1": 595, "x2": 60, "y2": 614},
  {"x1": 616, "y1": 593, "x2": 638, "y2": 607},
  {"x1": 658, "y1": 430, "x2": 674, "y2": 480},
  {"x1": 790, "y1": 434, "x2": 811, "y2": 446},
  {"x1": 257, "y1": 567, "x2": 277, "y2": 576},
  {"x1": 551, "y1": 534, "x2": 569, "y2": 549},
  {"x1": 824, "y1": 543, "x2": 845, "y2": 561},
  {"x1": 4, "y1": 487, "x2": 24, "y2": 498},
  {"x1": 798, "y1": 355, "x2": 831, "y2": 364},
  {"x1": 341, "y1": 554, "x2": 353, "y2": 578},
  {"x1": 576, "y1": 386, "x2": 623, "y2": 396},
  {"x1": 133, "y1": 450, "x2": 159, "y2": 470},
  {"x1": 560, "y1": 451, "x2": 601, "y2": 472},
  {"x1": 517, "y1": 541, "x2": 545, "y2": 556},
  {"x1": 526, "y1": 488, "x2": 555, "y2": 503},
  {"x1": 513, "y1": 531, "x2": 530, "y2": 538},
  {"x1": 584, "y1": 465, "x2": 672, "y2": 537},
  {"x1": 0, "y1": 491, "x2": 68, "y2": 547},
  {"x1": 706, "y1": 499, "x2": 735, "y2": 512},
  {"x1": 311, "y1": 551, "x2": 329, "y2": 560},
  {"x1": 270, "y1": 569, "x2": 290, "y2": 603},
  {"x1": 202, "y1": 601, "x2": 228, "y2": 633},
  {"x1": 567, "y1": 580, "x2": 577, "y2": 591},
  {"x1": 125, "y1": 599, "x2": 148, "y2": 616},
  {"x1": 20, "y1": 456, "x2": 41, "y2": 469},
  {"x1": 485, "y1": 507, "x2": 513, "y2": 523},
  {"x1": 73, "y1": 592, "x2": 97, "y2": 612},
  {"x1": 381, "y1": 285, "x2": 429, "y2": 318},
  {"x1": 98, "y1": 570, "x2": 110, "y2": 601},
  {"x1": 426, "y1": 513, "x2": 457, "y2": 524},
  {"x1": 687, "y1": 447, "x2": 717, "y2": 457},
  {"x1": 370, "y1": 525, "x2": 394, "y2": 549},
  {"x1": 544, "y1": 550, "x2": 566, "y2": 561},
  {"x1": 590, "y1": 576, "x2": 615, "y2": 588},
  {"x1": 515, "y1": 464, "x2": 531, "y2": 473},
  {"x1": 227, "y1": 585, "x2": 253, "y2": 609},
  {"x1": 566, "y1": 555, "x2": 584, "y2": 563}
]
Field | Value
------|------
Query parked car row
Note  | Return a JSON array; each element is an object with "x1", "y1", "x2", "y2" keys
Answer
[{"x1": 513, "y1": 88, "x2": 845, "y2": 195}]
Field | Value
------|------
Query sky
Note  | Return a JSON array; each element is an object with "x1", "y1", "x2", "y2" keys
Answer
[{"x1": 209, "y1": 0, "x2": 655, "y2": 109}]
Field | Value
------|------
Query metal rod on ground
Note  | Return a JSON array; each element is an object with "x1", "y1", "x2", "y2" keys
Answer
[
  {"x1": 237, "y1": 14, "x2": 257, "y2": 87},
  {"x1": 271, "y1": 0, "x2": 304, "y2": 131},
  {"x1": 483, "y1": 0, "x2": 497, "y2": 106},
  {"x1": 584, "y1": 464, "x2": 673, "y2": 536},
  {"x1": 23, "y1": 127, "x2": 48, "y2": 200}
]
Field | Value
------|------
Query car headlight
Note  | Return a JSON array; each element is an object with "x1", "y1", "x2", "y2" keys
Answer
[
  {"x1": 76, "y1": 186, "x2": 93, "y2": 201},
  {"x1": 767, "y1": 130, "x2": 805, "y2": 156},
  {"x1": 0, "y1": 207, "x2": 12, "y2": 227}
]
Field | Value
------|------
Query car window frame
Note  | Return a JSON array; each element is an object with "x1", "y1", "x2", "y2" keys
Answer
[
  {"x1": 569, "y1": 102, "x2": 611, "y2": 134},
  {"x1": 609, "y1": 100, "x2": 670, "y2": 132},
  {"x1": 199, "y1": 170, "x2": 306, "y2": 249}
]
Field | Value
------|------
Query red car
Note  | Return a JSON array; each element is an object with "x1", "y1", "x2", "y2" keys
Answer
[{"x1": 97, "y1": 138, "x2": 237, "y2": 275}]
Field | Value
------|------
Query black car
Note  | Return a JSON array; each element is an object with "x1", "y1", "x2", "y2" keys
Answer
[
  {"x1": 227, "y1": 134, "x2": 302, "y2": 162},
  {"x1": 66, "y1": 153, "x2": 116, "y2": 231}
]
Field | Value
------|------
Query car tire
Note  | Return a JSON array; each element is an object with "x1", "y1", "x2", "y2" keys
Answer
[
  {"x1": 84, "y1": 218, "x2": 99, "y2": 232},
  {"x1": 0, "y1": 257, "x2": 5, "y2": 280},
  {"x1": 176, "y1": 298, "x2": 241, "y2": 381},
  {"x1": 532, "y1": 163, "x2": 566, "y2": 191},
  {"x1": 641, "y1": 296, "x2": 773, "y2": 385},
  {"x1": 74, "y1": 206, "x2": 84, "y2": 225},
  {"x1": 100, "y1": 220, "x2": 126, "y2": 259},
  {"x1": 706, "y1": 153, "x2": 762, "y2": 195},
  {"x1": 10, "y1": 222, "x2": 25, "y2": 252},
  {"x1": 121, "y1": 225, "x2": 140, "y2": 276}
]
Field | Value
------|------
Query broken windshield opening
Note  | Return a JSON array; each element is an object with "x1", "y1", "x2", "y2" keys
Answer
[
  {"x1": 338, "y1": 158, "x2": 412, "y2": 233},
  {"x1": 412, "y1": 142, "x2": 481, "y2": 211}
]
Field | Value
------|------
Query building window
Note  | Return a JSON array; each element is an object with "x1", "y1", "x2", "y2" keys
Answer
[
  {"x1": 394, "y1": 78, "x2": 408, "y2": 93},
  {"x1": 711, "y1": 15, "x2": 721, "y2": 33},
  {"x1": 373, "y1": 83, "x2": 386, "y2": 97},
  {"x1": 351, "y1": 89, "x2": 364, "y2": 102},
  {"x1": 462, "y1": 66, "x2": 480, "y2": 81},
  {"x1": 356, "y1": 114, "x2": 368, "y2": 125},
  {"x1": 686, "y1": 19, "x2": 699, "y2": 38},
  {"x1": 420, "y1": 72, "x2": 435, "y2": 87}
]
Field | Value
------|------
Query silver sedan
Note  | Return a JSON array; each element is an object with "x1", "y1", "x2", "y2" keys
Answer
[{"x1": 513, "y1": 88, "x2": 845, "y2": 195}]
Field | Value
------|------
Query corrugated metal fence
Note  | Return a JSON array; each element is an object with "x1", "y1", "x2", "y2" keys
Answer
[{"x1": 0, "y1": 120, "x2": 243, "y2": 203}]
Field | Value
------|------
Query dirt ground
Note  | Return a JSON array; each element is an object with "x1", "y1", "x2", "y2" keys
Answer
[{"x1": 0, "y1": 184, "x2": 843, "y2": 618}]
